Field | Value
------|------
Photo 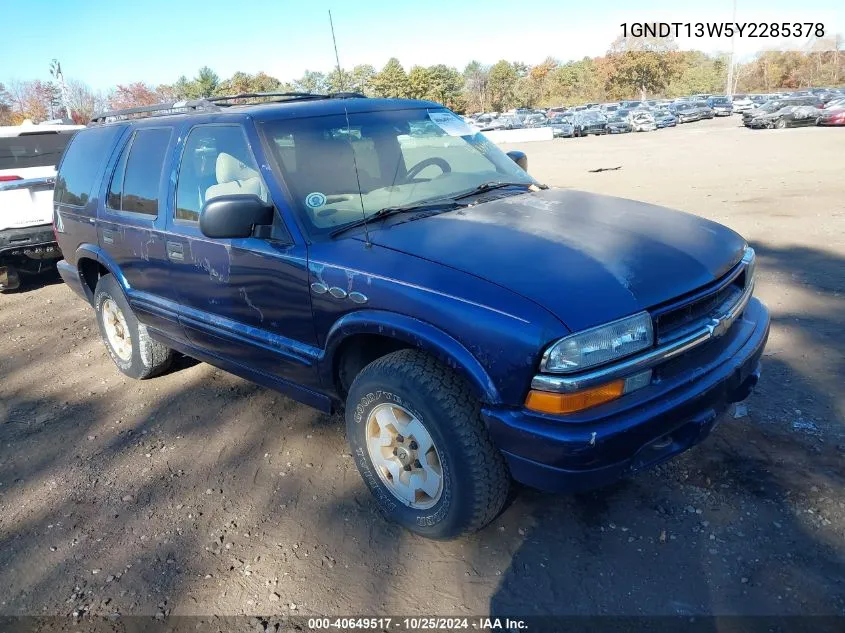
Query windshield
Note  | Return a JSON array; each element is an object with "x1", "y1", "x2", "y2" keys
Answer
[
  {"x1": 0, "y1": 131, "x2": 76, "y2": 171},
  {"x1": 260, "y1": 108, "x2": 536, "y2": 236},
  {"x1": 711, "y1": 97, "x2": 729, "y2": 104}
]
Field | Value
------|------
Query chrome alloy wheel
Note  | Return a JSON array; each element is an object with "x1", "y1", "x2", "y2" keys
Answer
[
  {"x1": 365, "y1": 403, "x2": 444, "y2": 509},
  {"x1": 102, "y1": 298, "x2": 132, "y2": 361}
]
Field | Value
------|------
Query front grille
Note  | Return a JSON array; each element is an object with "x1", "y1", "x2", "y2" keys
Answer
[{"x1": 653, "y1": 266, "x2": 746, "y2": 344}]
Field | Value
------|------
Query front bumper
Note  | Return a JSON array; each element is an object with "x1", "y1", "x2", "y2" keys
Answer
[{"x1": 482, "y1": 297, "x2": 770, "y2": 492}]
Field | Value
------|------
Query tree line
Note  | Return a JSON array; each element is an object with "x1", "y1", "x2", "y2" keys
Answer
[{"x1": 1, "y1": 34, "x2": 842, "y2": 125}]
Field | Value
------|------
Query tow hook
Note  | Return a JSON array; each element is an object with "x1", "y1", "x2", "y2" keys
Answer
[{"x1": 0, "y1": 266, "x2": 20, "y2": 291}]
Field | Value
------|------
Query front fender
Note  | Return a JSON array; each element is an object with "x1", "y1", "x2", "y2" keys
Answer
[{"x1": 322, "y1": 310, "x2": 501, "y2": 405}]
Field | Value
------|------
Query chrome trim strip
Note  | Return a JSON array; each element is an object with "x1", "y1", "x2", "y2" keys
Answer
[{"x1": 531, "y1": 281, "x2": 754, "y2": 394}]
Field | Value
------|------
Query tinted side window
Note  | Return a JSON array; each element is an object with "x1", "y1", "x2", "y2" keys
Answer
[
  {"x1": 107, "y1": 135, "x2": 132, "y2": 210},
  {"x1": 121, "y1": 128, "x2": 172, "y2": 216},
  {"x1": 55, "y1": 126, "x2": 124, "y2": 207}
]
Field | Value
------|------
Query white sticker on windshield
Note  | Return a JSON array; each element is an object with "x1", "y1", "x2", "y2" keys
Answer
[
  {"x1": 429, "y1": 112, "x2": 475, "y2": 137},
  {"x1": 305, "y1": 192, "x2": 327, "y2": 209}
]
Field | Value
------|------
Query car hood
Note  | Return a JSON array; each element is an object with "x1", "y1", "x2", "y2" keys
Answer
[{"x1": 361, "y1": 189, "x2": 746, "y2": 332}]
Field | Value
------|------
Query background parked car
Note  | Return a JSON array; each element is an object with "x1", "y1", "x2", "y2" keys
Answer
[
  {"x1": 0, "y1": 120, "x2": 84, "y2": 290},
  {"x1": 522, "y1": 113, "x2": 548, "y2": 128},
  {"x1": 652, "y1": 108, "x2": 678, "y2": 128},
  {"x1": 670, "y1": 102, "x2": 700, "y2": 123},
  {"x1": 707, "y1": 96, "x2": 733, "y2": 116},
  {"x1": 749, "y1": 105, "x2": 821, "y2": 129},
  {"x1": 822, "y1": 97, "x2": 845, "y2": 110},
  {"x1": 694, "y1": 101, "x2": 715, "y2": 119},
  {"x1": 731, "y1": 94, "x2": 754, "y2": 112},
  {"x1": 548, "y1": 115, "x2": 574, "y2": 137},
  {"x1": 606, "y1": 109, "x2": 633, "y2": 133},
  {"x1": 629, "y1": 108, "x2": 656, "y2": 132},
  {"x1": 572, "y1": 110, "x2": 608, "y2": 136},
  {"x1": 818, "y1": 108, "x2": 845, "y2": 126},
  {"x1": 742, "y1": 96, "x2": 823, "y2": 126}
]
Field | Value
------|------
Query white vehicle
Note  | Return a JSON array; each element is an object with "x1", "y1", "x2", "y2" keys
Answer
[
  {"x1": 0, "y1": 120, "x2": 83, "y2": 290},
  {"x1": 628, "y1": 108, "x2": 656, "y2": 132},
  {"x1": 731, "y1": 95, "x2": 754, "y2": 113}
]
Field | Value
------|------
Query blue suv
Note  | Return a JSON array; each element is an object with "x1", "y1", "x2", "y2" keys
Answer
[{"x1": 53, "y1": 93, "x2": 769, "y2": 538}]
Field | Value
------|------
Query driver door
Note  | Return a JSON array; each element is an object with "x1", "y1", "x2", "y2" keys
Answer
[{"x1": 165, "y1": 123, "x2": 319, "y2": 392}]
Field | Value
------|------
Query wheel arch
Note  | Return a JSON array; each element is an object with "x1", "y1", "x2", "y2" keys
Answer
[
  {"x1": 74, "y1": 244, "x2": 130, "y2": 304},
  {"x1": 323, "y1": 310, "x2": 502, "y2": 406}
]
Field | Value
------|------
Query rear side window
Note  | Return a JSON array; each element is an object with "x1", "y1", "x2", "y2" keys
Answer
[
  {"x1": 0, "y1": 131, "x2": 76, "y2": 171},
  {"x1": 55, "y1": 126, "x2": 124, "y2": 207},
  {"x1": 108, "y1": 128, "x2": 172, "y2": 216}
]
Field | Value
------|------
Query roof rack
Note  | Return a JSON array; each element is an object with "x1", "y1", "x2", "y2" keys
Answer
[
  {"x1": 90, "y1": 99, "x2": 217, "y2": 124},
  {"x1": 90, "y1": 91, "x2": 368, "y2": 124},
  {"x1": 208, "y1": 91, "x2": 367, "y2": 106}
]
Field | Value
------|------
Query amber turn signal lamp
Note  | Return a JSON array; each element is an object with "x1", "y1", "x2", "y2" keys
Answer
[{"x1": 525, "y1": 380, "x2": 625, "y2": 414}]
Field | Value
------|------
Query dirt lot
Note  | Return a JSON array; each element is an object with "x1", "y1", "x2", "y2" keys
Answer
[{"x1": 1, "y1": 116, "x2": 844, "y2": 621}]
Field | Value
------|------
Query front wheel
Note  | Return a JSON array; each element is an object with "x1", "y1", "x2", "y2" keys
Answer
[
  {"x1": 775, "y1": 119, "x2": 787, "y2": 129},
  {"x1": 346, "y1": 349, "x2": 510, "y2": 539},
  {"x1": 94, "y1": 274, "x2": 174, "y2": 379}
]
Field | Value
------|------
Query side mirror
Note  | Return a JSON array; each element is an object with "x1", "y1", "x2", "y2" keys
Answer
[
  {"x1": 506, "y1": 150, "x2": 528, "y2": 172},
  {"x1": 199, "y1": 195, "x2": 274, "y2": 239}
]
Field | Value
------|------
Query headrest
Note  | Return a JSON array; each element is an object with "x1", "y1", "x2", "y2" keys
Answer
[{"x1": 216, "y1": 152, "x2": 259, "y2": 184}]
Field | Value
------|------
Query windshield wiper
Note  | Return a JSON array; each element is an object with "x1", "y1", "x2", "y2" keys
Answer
[
  {"x1": 451, "y1": 181, "x2": 545, "y2": 200},
  {"x1": 329, "y1": 181, "x2": 547, "y2": 238},
  {"x1": 330, "y1": 198, "x2": 467, "y2": 238}
]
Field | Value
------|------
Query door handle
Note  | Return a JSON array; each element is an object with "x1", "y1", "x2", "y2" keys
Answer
[
  {"x1": 102, "y1": 229, "x2": 114, "y2": 244},
  {"x1": 166, "y1": 241, "x2": 184, "y2": 261}
]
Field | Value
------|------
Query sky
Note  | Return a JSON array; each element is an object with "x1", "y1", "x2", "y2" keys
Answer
[{"x1": 1, "y1": 0, "x2": 842, "y2": 90}]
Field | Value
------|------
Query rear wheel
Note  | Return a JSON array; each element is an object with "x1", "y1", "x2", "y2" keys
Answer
[
  {"x1": 94, "y1": 274, "x2": 173, "y2": 379},
  {"x1": 346, "y1": 349, "x2": 510, "y2": 539}
]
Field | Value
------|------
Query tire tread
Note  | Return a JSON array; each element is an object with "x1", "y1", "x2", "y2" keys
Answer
[{"x1": 362, "y1": 349, "x2": 509, "y2": 534}]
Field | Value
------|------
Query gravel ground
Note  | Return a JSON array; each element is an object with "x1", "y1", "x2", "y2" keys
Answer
[{"x1": 1, "y1": 116, "x2": 844, "y2": 620}]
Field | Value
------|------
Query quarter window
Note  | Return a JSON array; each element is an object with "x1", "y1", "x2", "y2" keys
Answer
[{"x1": 55, "y1": 126, "x2": 124, "y2": 207}]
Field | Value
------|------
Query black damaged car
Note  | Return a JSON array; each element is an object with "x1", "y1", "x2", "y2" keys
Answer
[
  {"x1": 748, "y1": 105, "x2": 821, "y2": 129},
  {"x1": 742, "y1": 97, "x2": 822, "y2": 126}
]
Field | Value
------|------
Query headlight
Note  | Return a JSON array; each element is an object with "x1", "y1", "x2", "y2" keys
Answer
[{"x1": 541, "y1": 311, "x2": 654, "y2": 374}]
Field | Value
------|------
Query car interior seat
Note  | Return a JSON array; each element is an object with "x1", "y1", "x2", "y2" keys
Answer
[{"x1": 205, "y1": 153, "x2": 269, "y2": 203}]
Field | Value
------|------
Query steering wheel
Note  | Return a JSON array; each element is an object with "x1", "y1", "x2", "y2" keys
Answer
[{"x1": 406, "y1": 157, "x2": 451, "y2": 181}]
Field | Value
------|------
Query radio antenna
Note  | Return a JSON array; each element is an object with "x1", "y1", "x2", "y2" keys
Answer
[{"x1": 329, "y1": 10, "x2": 345, "y2": 91}]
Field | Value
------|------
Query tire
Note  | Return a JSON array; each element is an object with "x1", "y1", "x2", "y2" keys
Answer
[
  {"x1": 775, "y1": 119, "x2": 787, "y2": 129},
  {"x1": 94, "y1": 274, "x2": 173, "y2": 379},
  {"x1": 346, "y1": 349, "x2": 510, "y2": 539}
]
